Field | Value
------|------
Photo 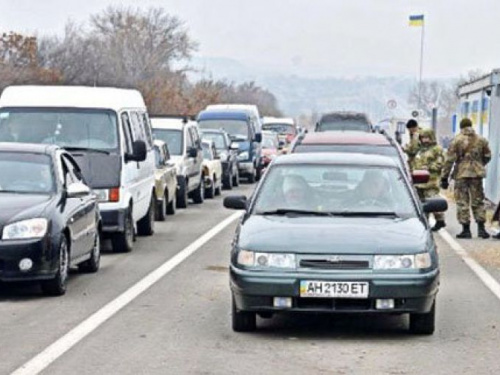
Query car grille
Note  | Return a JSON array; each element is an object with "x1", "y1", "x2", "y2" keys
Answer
[
  {"x1": 299, "y1": 259, "x2": 370, "y2": 270},
  {"x1": 297, "y1": 298, "x2": 372, "y2": 311}
]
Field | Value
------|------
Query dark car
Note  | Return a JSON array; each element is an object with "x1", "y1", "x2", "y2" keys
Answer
[
  {"x1": 224, "y1": 152, "x2": 447, "y2": 334},
  {"x1": 316, "y1": 112, "x2": 372, "y2": 132},
  {"x1": 0, "y1": 143, "x2": 101, "y2": 296},
  {"x1": 290, "y1": 131, "x2": 410, "y2": 176},
  {"x1": 201, "y1": 129, "x2": 240, "y2": 189}
]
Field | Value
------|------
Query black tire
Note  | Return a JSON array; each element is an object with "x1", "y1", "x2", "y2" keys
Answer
[
  {"x1": 192, "y1": 176, "x2": 205, "y2": 204},
  {"x1": 205, "y1": 176, "x2": 215, "y2": 199},
  {"x1": 256, "y1": 165, "x2": 262, "y2": 182},
  {"x1": 111, "y1": 209, "x2": 134, "y2": 253},
  {"x1": 155, "y1": 194, "x2": 167, "y2": 222},
  {"x1": 233, "y1": 168, "x2": 240, "y2": 187},
  {"x1": 167, "y1": 192, "x2": 176, "y2": 215},
  {"x1": 137, "y1": 195, "x2": 155, "y2": 236},
  {"x1": 409, "y1": 301, "x2": 435, "y2": 335},
  {"x1": 247, "y1": 170, "x2": 256, "y2": 184},
  {"x1": 232, "y1": 295, "x2": 256, "y2": 332},
  {"x1": 78, "y1": 229, "x2": 101, "y2": 273},
  {"x1": 223, "y1": 171, "x2": 233, "y2": 190},
  {"x1": 176, "y1": 177, "x2": 188, "y2": 209},
  {"x1": 41, "y1": 236, "x2": 69, "y2": 296}
]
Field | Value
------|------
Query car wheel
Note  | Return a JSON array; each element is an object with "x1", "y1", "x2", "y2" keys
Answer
[
  {"x1": 137, "y1": 195, "x2": 155, "y2": 236},
  {"x1": 409, "y1": 301, "x2": 435, "y2": 335},
  {"x1": 205, "y1": 176, "x2": 215, "y2": 199},
  {"x1": 176, "y1": 176, "x2": 188, "y2": 209},
  {"x1": 167, "y1": 192, "x2": 176, "y2": 215},
  {"x1": 111, "y1": 209, "x2": 134, "y2": 253},
  {"x1": 233, "y1": 168, "x2": 240, "y2": 187},
  {"x1": 192, "y1": 175, "x2": 205, "y2": 204},
  {"x1": 155, "y1": 194, "x2": 167, "y2": 222},
  {"x1": 223, "y1": 172, "x2": 233, "y2": 190},
  {"x1": 215, "y1": 176, "x2": 222, "y2": 196},
  {"x1": 232, "y1": 295, "x2": 256, "y2": 332},
  {"x1": 247, "y1": 171, "x2": 256, "y2": 184},
  {"x1": 41, "y1": 236, "x2": 69, "y2": 296},
  {"x1": 78, "y1": 228, "x2": 101, "y2": 273}
]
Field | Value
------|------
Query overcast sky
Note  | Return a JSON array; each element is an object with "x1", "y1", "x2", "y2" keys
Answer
[{"x1": 1, "y1": 0, "x2": 499, "y2": 79}]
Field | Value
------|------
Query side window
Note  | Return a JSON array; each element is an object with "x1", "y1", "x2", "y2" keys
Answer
[
  {"x1": 130, "y1": 111, "x2": 145, "y2": 142},
  {"x1": 190, "y1": 127, "x2": 200, "y2": 148},
  {"x1": 164, "y1": 143, "x2": 171, "y2": 161},
  {"x1": 121, "y1": 112, "x2": 133, "y2": 154},
  {"x1": 141, "y1": 113, "x2": 154, "y2": 148}
]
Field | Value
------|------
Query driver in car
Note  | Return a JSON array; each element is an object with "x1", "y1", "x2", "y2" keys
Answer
[
  {"x1": 282, "y1": 175, "x2": 314, "y2": 210},
  {"x1": 348, "y1": 170, "x2": 393, "y2": 210}
]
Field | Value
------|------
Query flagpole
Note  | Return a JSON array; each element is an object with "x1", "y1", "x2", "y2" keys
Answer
[{"x1": 418, "y1": 20, "x2": 425, "y2": 112}]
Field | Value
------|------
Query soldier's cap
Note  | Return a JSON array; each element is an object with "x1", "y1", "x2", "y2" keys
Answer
[
  {"x1": 460, "y1": 118, "x2": 473, "y2": 129},
  {"x1": 406, "y1": 119, "x2": 418, "y2": 129}
]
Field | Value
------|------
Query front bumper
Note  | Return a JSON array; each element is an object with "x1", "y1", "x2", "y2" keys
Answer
[
  {"x1": 100, "y1": 207, "x2": 128, "y2": 233},
  {"x1": 230, "y1": 266, "x2": 439, "y2": 314},
  {"x1": 0, "y1": 237, "x2": 58, "y2": 281}
]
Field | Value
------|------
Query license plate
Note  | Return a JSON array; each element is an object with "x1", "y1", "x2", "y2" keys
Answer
[{"x1": 300, "y1": 281, "x2": 369, "y2": 298}]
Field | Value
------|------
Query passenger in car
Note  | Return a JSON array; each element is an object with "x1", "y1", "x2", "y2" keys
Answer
[{"x1": 282, "y1": 175, "x2": 313, "y2": 210}]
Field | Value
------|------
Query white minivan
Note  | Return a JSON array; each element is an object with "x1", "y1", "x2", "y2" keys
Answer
[{"x1": 0, "y1": 86, "x2": 156, "y2": 252}]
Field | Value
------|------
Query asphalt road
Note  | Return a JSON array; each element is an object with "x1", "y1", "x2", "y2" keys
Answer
[{"x1": 2, "y1": 183, "x2": 500, "y2": 375}]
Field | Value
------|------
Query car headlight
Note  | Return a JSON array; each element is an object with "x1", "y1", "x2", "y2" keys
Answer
[
  {"x1": 373, "y1": 253, "x2": 431, "y2": 270},
  {"x1": 237, "y1": 249, "x2": 296, "y2": 269},
  {"x1": 238, "y1": 151, "x2": 249, "y2": 161},
  {"x1": 2, "y1": 218, "x2": 48, "y2": 240}
]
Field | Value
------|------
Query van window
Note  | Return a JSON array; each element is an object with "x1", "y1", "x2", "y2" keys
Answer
[
  {"x1": 121, "y1": 112, "x2": 133, "y2": 154},
  {"x1": 198, "y1": 120, "x2": 249, "y2": 141},
  {"x1": 0, "y1": 108, "x2": 119, "y2": 151},
  {"x1": 130, "y1": 111, "x2": 146, "y2": 143},
  {"x1": 141, "y1": 113, "x2": 154, "y2": 149}
]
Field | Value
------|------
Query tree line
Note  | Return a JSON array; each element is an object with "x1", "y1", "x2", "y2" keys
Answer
[{"x1": 0, "y1": 6, "x2": 282, "y2": 116}]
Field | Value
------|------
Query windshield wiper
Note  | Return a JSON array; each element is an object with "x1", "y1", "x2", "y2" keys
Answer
[
  {"x1": 257, "y1": 208, "x2": 334, "y2": 217},
  {"x1": 333, "y1": 211, "x2": 400, "y2": 218},
  {"x1": 64, "y1": 147, "x2": 110, "y2": 155}
]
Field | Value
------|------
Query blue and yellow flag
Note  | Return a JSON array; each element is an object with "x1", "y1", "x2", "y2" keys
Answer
[{"x1": 409, "y1": 15, "x2": 424, "y2": 27}]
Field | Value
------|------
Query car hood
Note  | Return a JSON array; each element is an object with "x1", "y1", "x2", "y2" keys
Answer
[
  {"x1": 238, "y1": 215, "x2": 429, "y2": 254},
  {"x1": 0, "y1": 194, "x2": 53, "y2": 226},
  {"x1": 70, "y1": 152, "x2": 121, "y2": 189}
]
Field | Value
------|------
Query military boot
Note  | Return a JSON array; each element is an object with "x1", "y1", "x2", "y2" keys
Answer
[
  {"x1": 477, "y1": 222, "x2": 490, "y2": 239},
  {"x1": 431, "y1": 220, "x2": 446, "y2": 232},
  {"x1": 456, "y1": 224, "x2": 472, "y2": 239}
]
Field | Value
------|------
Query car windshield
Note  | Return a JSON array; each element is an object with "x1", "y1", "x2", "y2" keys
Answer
[
  {"x1": 198, "y1": 120, "x2": 249, "y2": 141},
  {"x1": 0, "y1": 108, "x2": 119, "y2": 151},
  {"x1": 153, "y1": 129, "x2": 183, "y2": 156},
  {"x1": 262, "y1": 123, "x2": 296, "y2": 135},
  {"x1": 262, "y1": 134, "x2": 278, "y2": 149},
  {"x1": 0, "y1": 152, "x2": 55, "y2": 194},
  {"x1": 202, "y1": 132, "x2": 227, "y2": 149},
  {"x1": 202, "y1": 144, "x2": 213, "y2": 160},
  {"x1": 253, "y1": 164, "x2": 417, "y2": 218}
]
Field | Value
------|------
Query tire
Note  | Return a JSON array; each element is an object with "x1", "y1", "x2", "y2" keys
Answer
[
  {"x1": 155, "y1": 194, "x2": 167, "y2": 222},
  {"x1": 223, "y1": 171, "x2": 233, "y2": 190},
  {"x1": 232, "y1": 295, "x2": 256, "y2": 332},
  {"x1": 78, "y1": 228, "x2": 101, "y2": 273},
  {"x1": 167, "y1": 192, "x2": 176, "y2": 215},
  {"x1": 205, "y1": 176, "x2": 215, "y2": 199},
  {"x1": 256, "y1": 165, "x2": 262, "y2": 182},
  {"x1": 137, "y1": 195, "x2": 155, "y2": 236},
  {"x1": 111, "y1": 209, "x2": 134, "y2": 253},
  {"x1": 192, "y1": 175, "x2": 205, "y2": 204},
  {"x1": 409, "y1": 301, "x2": 435, "y2": 335},
  {"x1": 233, "y1": 168, "x2": 240, "y2": 187},
  {"x1": 41, "y1": 236, "x2": 69, "y2": 296},
  {"x1": 215, "y1": 176, "x2": 222, "y2": 196},
  {"x1": 176, "y1": 177, "x2": 188, "y2": 209}
]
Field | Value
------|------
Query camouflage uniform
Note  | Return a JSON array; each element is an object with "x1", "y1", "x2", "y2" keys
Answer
[
  {"x1": 411, "y1": 129, "x2": 445, "y2": 221},
  {"x1": 442, "y1": 127, "x2": 491, "y2": 224},
  {"x1": 403, "y1": 127, "x2": 422, "y2": 168}
]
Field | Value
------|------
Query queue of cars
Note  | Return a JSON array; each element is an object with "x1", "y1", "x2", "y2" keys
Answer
[
  {"x1": 224, "y1": 109, "x2": 448, "y2": 335},
  {"x1": 0, "y1": 86, "x2": 266, "y2": 296}
]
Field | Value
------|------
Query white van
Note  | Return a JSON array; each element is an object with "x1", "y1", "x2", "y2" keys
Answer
[{"x1": 0, "y1": 86, "x2": 156, "y2": 253}]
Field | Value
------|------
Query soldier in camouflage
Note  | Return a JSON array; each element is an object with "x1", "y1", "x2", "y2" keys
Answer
[
  {"x1": 411, "y1": 128, "x2": 446, "y2": 231},
  {"x1": 403, "y1": 119, "x2": 421, "y2": 165},
  {"x1": 441, "y1": 118, "x2": 492, "y2": 239}
]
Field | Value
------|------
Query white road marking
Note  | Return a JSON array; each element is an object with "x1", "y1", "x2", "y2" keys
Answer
[
  {"x1": 439, "y1": 229, "x2": 500, "y2": 301},
  {"x1": 11, "y1": 211, "x2": 243, "y2": 375}
]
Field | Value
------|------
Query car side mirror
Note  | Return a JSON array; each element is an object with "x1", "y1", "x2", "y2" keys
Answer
[
  {"x1": 423, "y1": 198, "x2": 448, "y2": 213},
  {"x1": 230, "y1": 142, "x2": 240, "y2": 151},
  {"x1": 223, "y1": 195, "x2": 247, "y2": 210},
  {"x1": 254, "y1": 133, "x2": 262, "y2": 143},
  {"x1": 188, "y1": 147, "x2": 198, "y2": 158},
  {"x1": 412, "y1": 170, "x2": 430, "y2": 184},
  {"x1": 67, "y1": 182, "x2": 90, "y2": 198},
  {"x1": 126, "y1": 140, "x2": 147, "y2": 162}
]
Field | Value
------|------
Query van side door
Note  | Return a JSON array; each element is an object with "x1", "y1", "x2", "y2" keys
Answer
[{"x1": 120, "y1": 111, "x2": 141, "y2": 219}]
